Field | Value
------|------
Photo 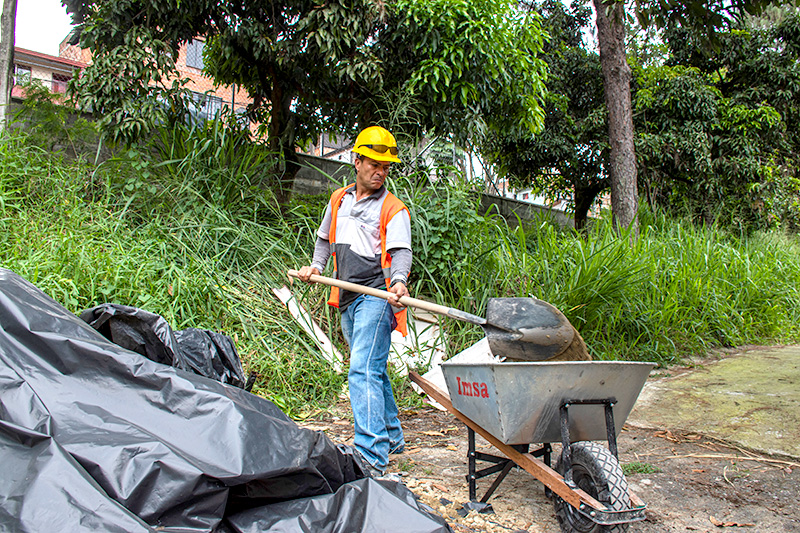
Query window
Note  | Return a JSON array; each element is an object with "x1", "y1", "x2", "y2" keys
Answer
[
  {"x1": 14, "y1": 65, "x2": 31, "y2": 85},
  {"x1": 234, "y1": 107, "x2": 250, "y2": 127},
  {"x1": 52, "y1": 73, "x2": 71, "y2": 94},
  {"x1": 191, "y1": 91, "x2": 222, "y2": 122},
  {"x1": 185, "y1": 39, "x2": 205, "y2": 69}
]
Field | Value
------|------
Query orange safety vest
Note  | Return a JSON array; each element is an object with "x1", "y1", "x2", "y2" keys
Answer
[{"x1": 326, "y1": 185, "x2": 409, "y2": 336}]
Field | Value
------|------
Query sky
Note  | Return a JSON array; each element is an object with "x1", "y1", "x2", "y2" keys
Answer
[{"x1": 15, "y1": 0, "x2": 75, "y2": 56}]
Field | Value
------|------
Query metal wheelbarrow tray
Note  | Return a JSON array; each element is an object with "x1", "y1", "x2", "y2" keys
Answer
[{"x1": 410, "y1": 360, "x2": 654, "y2": 532}]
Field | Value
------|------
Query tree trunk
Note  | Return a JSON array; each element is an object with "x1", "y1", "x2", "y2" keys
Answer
[
  {"x1": 269, "y1": 80, "x2": 300, "y2": 205},
  {"x1": 0, "y1": 0, "x2": 17, "y2": 130},
  {"x1": 593, "y1": 0, "x2": 639, "y2": 239},
  {"x1": 573, "y1": 181, "x2": 604, "y2": 231}
]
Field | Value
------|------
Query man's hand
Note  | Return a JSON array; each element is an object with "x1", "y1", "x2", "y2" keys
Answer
[
  {"x1": 297, "y1": 266, "x2": 320, "y2": 283},
  {"x1": 387, "y1": 282, "x2": 408, "y2": 308}
]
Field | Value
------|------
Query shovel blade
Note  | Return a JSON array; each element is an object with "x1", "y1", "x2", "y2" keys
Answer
[{"x1": 484, "y1": 298, "x2": 574, "y2": 361}]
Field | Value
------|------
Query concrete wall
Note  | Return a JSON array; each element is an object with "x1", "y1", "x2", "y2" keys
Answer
[
  {"x1": 293, "y1": 153, "x2": 354, "y2": 195},
  {"x1": 291, "y1": 156, "x2": 574, "y2": 229},
  {"x1": 479, "y1": 193, "x2": 574, "y2": 229}
]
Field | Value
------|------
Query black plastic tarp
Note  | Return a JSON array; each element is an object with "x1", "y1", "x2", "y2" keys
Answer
[
  {"x1": 0, "y1": 269, "x2": 452, "y2": 533},
  {"x1": 225, "y1": 477, "x2": 454, "y2": 533},
  {"x1": 0, "y1": 419, "x2": 154, "y2": 532}
]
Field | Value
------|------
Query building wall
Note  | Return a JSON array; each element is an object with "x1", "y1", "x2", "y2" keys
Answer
[
  {"x1": 12, "y1": 48, "x2": 86, "y2": 98},
  {"x1": 58, "y1": 38, "x2": 253, "y2": 116},
  {"x1": 57, "y1": 42, "x2": 91, "y2": 64},
  {"x1": 27, "y1": 65, "x2": 54, "y2": 85}
]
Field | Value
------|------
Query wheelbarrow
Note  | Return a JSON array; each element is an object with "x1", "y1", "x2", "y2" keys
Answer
[{"x1": 410, "y1": 359, "x2": 654, "y2": 533}]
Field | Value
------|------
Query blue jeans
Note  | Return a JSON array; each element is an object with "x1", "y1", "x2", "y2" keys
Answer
[{"x1": 341, "y1": 294, "x2": 404, "y2": 472}]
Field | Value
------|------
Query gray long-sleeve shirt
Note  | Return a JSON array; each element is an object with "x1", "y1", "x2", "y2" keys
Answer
[{"x1": 311, "y1": 236, "x2": 412, "y2": 286}]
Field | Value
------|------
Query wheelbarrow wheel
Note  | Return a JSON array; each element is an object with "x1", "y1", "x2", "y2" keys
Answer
[{"x1": 553, "y1": 441, "x2": 631, "y2": 533}]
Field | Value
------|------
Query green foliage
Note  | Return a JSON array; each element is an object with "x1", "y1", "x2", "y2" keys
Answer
[
  {"x1": 200, "y1": 0, "x2": 387, "y2": 148},
  {"x1": 489, "y1": 0, "x2": 607, "y2": 229},
  {"x1": 0, "y1": 113, "x2": 341, "y2": 416},
  {"x1": 755, "y1": 164, "x2": 800, "y2": 230},
  {"x1": 386, "y1": 0, "x2": 548, "y2": 141},
  {"x1": 635, "y1": 12, "x2": 800, "y2": 233},
  {"x1": 70, "y1": 26, "x2": 192, "y2": 145},
  {"x1": 11, "y1": 81, "x2": 102, "y2": 159},
  {"x1": 64, "y1": 0, "x2": 548, "y2": 203},
  {"x1": 391, "y1": 169, "x2": 800, "y2": 366},
  {"x1": 148, "y1": 114, "x2": 280, "y2": 214},
  {"x1": 393, "y1": 172, "x2": 487, "y2": 296},
  {"x1": 491, "y1": 206, "x2": 800, "y2": 363},
  {"x1": 635, "y1": 0, "x2": 781, "y2": 46}
]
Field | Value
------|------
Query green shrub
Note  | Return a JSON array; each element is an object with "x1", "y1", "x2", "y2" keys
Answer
[{"x1": 622, "y1": 461, "x2": 661, "y2": 475}]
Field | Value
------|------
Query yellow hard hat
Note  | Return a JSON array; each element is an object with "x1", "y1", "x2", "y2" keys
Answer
[{"x1": 352, "y1": 126, "x2": 401, "y2": 163}]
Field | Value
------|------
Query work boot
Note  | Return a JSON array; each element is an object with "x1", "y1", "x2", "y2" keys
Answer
[
  {"x1": 389, "y1": 442, "x2": 405, "y2": 455},
  {"x1": 355, "y1": 449, "x2": 403, "y2": 483}
]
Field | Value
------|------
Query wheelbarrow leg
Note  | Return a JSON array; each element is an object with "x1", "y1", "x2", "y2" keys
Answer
[
  {"x1": 604, "y1": 401, "x2": 618, "y2": 458},
  {"x1": 468, "y1": 427, "x2": 526, "y2": 503},
  {"x1": 468, "y1": 427, "x2": 477, "y2": 501},
  {"x1": 467, "y1": 427, "x2": 551, "y2": 504},
  {"x1": 560, "y1": 398, "x2": 619, "y2": 486}
]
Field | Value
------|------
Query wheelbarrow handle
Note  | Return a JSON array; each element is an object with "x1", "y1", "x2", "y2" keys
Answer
[{"x1": 286, "y1": 269, "x2": 486, "y2": 326}]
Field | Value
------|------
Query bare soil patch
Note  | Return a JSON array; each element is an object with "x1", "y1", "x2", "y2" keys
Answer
[{"x1": 301, "y1": 403, "x2": 800, "y2": 532}]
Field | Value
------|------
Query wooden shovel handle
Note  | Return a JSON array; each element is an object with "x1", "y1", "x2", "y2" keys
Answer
[{"x1": 286, "y1": 269, "x2": 484, "y2": 325}]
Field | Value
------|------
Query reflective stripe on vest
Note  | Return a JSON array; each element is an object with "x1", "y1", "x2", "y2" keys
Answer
[{"x1": 326, "y1": 184, "x2": 409, "y2": 336}]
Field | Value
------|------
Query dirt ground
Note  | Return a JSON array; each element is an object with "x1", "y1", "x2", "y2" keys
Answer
[{"x1": 300, "y1": 379, "x2": 800, "y2": 532}]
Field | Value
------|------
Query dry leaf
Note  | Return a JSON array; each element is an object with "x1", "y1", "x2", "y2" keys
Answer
[
  {"x1": 692, "y1": 469, "x2": 705, "y2": 473},
  {"x1": 299, "y1": 424, "x2": 328, "y2": 432},
  {"x1": 422, "y1": 430, "x2": 444, "y2": 436},
  {"x1": 433, "y1": 483, "x2": 449, "y2": 492},
  {"x1": 446, "y1": 444, "x2": 458, "y2": 451}
]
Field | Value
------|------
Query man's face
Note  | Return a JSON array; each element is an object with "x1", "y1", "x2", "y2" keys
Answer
[{"x1": 354, "y1": 156, "x2": 391, "y2": 194}]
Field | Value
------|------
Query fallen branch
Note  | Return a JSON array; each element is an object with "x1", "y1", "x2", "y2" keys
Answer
[{"x1": 663, "y1": 453, "x2": 799, "y2": 469}]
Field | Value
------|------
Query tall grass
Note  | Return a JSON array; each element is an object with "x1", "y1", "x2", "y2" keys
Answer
[
  {"x1": 2, "y1": 98, "x2": 799, "y2": 417},
  {"x1": 397, "y1": 187, "x2": 800, "y2": 364},
  {"x1": 0, "y1": 111, "x2": 346, "y2": 416}
]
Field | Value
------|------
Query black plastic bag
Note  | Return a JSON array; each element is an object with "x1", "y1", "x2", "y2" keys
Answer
[
  {"x1": 80, "y1": 303, "x2": 248, "y2": 389},
  {"x1": 0, "y1": 269, "x2": 452, "y2": 533}
]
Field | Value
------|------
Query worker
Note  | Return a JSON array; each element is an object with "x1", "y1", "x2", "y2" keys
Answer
[{"x1": 297, "y1": 125, "x2": 411, "y2": 478}]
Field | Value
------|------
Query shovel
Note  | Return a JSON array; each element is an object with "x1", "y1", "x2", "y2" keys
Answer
[{"x1": 287, "y1": 269, "x2": 575, "y2": 361}]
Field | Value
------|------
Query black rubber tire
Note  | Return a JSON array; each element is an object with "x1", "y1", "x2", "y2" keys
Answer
[{"x1": 553, "y1": 441, "x2": 631, "y2": 533}]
